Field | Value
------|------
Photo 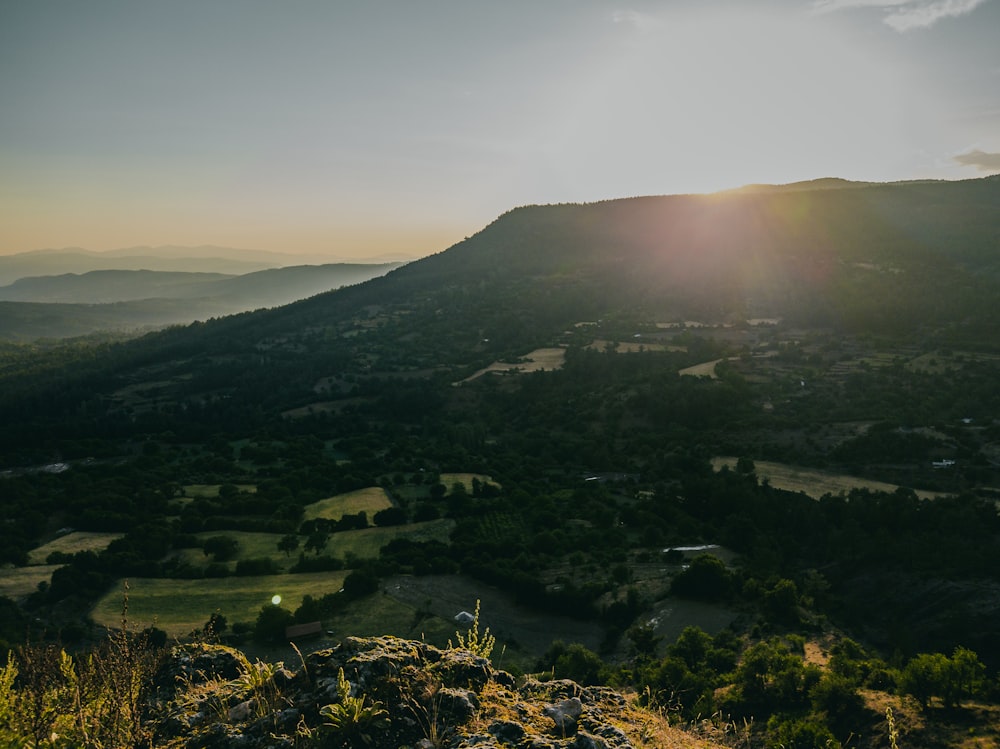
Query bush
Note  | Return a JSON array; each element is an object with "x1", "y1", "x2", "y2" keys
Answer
[
  {"x1": 669, "y1": 554, "x2": 731, "y2": 601},
  {"x1": 253, "y1": 604, "x2": 294, "y2": 644}
]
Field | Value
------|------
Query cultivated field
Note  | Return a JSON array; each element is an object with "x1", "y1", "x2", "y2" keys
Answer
[
  {"x1": 26, "y1": 531, "x2": 123, "y2": 565},
  {"x1": 458, "y1": 347, "x2": 566, "y2": 383},
  {"x1": 438, "y1": 473, "x2": 499, "y2": 493},
  {"x1": 678, "y1": 358, "x2": 724, "y2": 378},
  {"x1": 711, "y1": 457, "x2": 947, "y2": 500},
  {"x1": 302, "y1": 486, "x2": 393, "y2": 522},
  {"x1": 90, "y1": 571, "x2": 349, "y2": 637},
  {"x1": 0, "y1": 564, "x2": 60, "y2": 599}
]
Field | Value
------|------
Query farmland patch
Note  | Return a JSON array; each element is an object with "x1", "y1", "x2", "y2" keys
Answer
[
  {"x1": 27, "y1": 531, "x2": 123, "y2": 565},
  {"x1": 90, "y1": 572, "x2": 348, "y2": 637},
  {"x1": 711, "y1": 456, "x2": 948, "y2": 500},
  {"x1": 458, "y1": 347, "x2": 566, "y2": 383},
  {"x1": 302, "y1": 486, "x2": 393, "y2": 522},
  {"x1": 0, "y1": 564, "x2": 60, "y2": 599}
]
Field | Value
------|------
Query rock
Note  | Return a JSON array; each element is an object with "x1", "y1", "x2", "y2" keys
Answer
[
  {"x1": 142, "y1": 635, "x2": 698, "y2": 749},
  {"x1": 543, "y1": 697, "x2": 583, "y2": 735},
  {"x1": 439, "y1": 686, "x2": 479, "y2": 722},
  {"x1": 489, "y1": 719, "x2": 526, "y2": 744}
]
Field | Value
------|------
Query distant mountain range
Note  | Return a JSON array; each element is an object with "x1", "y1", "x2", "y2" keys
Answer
[
  {"x1": 0, "y1": 262, "x2": 404, "y2": 340},
  {"x1": 0, "y1": 245, "x2": 415, "y2": 286}
]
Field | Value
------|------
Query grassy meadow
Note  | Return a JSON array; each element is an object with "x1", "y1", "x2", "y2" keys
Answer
[
  {"x1": 301, "y1": 486, "x2": 393, "y2": 522},
  {"x1": 91, "y1": 571, "x2": 349, "y2": 637},
  {"x1": 679, "y1": 358, "x2": 732, "y2": 378},
  {"x1": 174, "y1": 519, "x2": 456, "y2": 573},
  {"x1": 438, "y1": 472, "x2": 499, "y2": 493},
  {"x1": 458, "y1": 347, "x2": 566, "y2": 383},
  {"x1": 711, "y1": 456, "x2": 947, "y2": 500},
  {"x1": 0, "y1": 564, "x2": 60, "y2": 599},
  {"x1": 26, "y1": 531, "x2": 123, "y2": 565}
]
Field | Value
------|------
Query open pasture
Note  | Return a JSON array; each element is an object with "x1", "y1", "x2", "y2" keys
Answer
[
  {"x1": 679, "y1": 358, "x2": 723, "y2": 378},
  {"x1": 27, "y1": 531, "x2": 123, "y2": 565},
  {"x1": 323, "y1": 519, "x2": 454, "y2": 560},
  {"x1": 438, "y1": 473, "x2": 499, "y2": 493},
  {"x1": 175, "y1": 519, "x2": 455, "y2": 572},
  {"x1": 458, "y1": 347, "x2": 566, "y2": 383},
  {"x1": 302, "y1": 486, "x2": 393, "y2": 522},
  {"x1": 91, "y1": 571, "x2": 349, "y2": 637},
  {"x1": 0, "y1": 564, "x2": 60, "y2": 599},
  {"x1": 711, "y1": 456, "x2": 947, "y2": 500}
]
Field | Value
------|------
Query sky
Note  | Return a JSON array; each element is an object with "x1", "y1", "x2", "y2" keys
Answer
[{"x1": 1, "y1": 0, "x2": 998, "y2": 260}]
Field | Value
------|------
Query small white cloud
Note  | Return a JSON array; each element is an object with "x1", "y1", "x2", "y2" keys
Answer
[
  {"x1": 954, "y1": 149, "x2": 1000, "y2": 171},
  {"x1": 812, "y1": 0, "x2": 990, "y2": 31},
  {"x1": 612, "y1": 9, "x2": 659, "y2": 31}
]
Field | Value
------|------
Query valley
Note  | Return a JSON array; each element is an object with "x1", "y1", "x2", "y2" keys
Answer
[{"x1": 2, "y1": 177, "x2": 1000, "y2": 748}]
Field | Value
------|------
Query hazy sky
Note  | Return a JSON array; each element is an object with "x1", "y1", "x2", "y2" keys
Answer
[{"x1": 2, "y1": 1, "x2": 998, "y2": 259}]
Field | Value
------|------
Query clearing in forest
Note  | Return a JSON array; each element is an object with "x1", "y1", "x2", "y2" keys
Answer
[
  {"x1": 27, "y1": 531, "x2": 123, "y2": 565},
  {"x1": 0, "y1": 565, "x2": 60, "y2": 599},
  {"x1": 711, "y1": 457, "x2": 947, "y2": 500},
  {"x1": 458, "y1": 347, "x2": 566, "y2": 383},
  {"x1": 173, "y1": 519, "x2": 456, "y2": 573},
  {"x1": 439, "y1": 473, "x2": 500, "y2": 493},
  {"x1": 90, "y1": 571, "x2": 349, "y2": 637},
  {"x1": 302, "y1": 486, "x2": 394, "y2": 522}
]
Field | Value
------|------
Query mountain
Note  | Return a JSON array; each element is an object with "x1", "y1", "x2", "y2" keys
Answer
[
  {"x1": 0, "y1": 263, "x2": 405, "y2": 305},
  {"x1": 0, "y1": 263, "x2": 404, "y2": 339},
  {"x1": 0, "y1": 249, "x2": 274, "y2": 286},
  {"x1": 0, "y1": 245, "x2": 414, "y2": 286}
]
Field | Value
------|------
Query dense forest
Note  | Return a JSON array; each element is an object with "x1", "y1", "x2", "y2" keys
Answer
[{"x1": 2, "y1": 177, "x2": 1000, "y2": 748}]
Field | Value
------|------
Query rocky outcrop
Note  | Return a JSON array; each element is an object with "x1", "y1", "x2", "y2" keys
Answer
[{"x1": 145, "y1": 636, "x2": 707, "y2": 749}]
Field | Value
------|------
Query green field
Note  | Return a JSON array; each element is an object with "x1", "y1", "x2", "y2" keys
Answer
[
  {"x1": 90, "y1": 571, "x2": 349, "y2": 637},
  {"x1": 0, "y1": 564, "x2": 60, "y2": 599},
  {"x1": 26, "y1": 531, "x2": 123, "y2": 565},
  {"x1": 174, "y1": 519, "x2": 456, "y2": 573},
  {"x1": 302, "y1": 486, "x2": 393, "y2": 522},
  {"x1": 711, "y1": 456, "x2": 947, "y2": 500},
  {"x1": 438, "y1": 473, "x2": 499, "y2": 493}
]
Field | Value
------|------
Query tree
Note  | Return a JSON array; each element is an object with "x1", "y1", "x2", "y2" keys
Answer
[
  {"x1": 553, "y1": 643, "x2": 606, "y2": 686},
  {"x1": 277, "y1": 534, "x2": 300, "y2": 557},
  {"x1": 253, "y1": 604, "x2": 294, "y2": 644},
  {"x1": 670, "y1": 554, "x2": 731, "y2": 601},
  {"x1": 372, "y1": 506, "x2": 406, "y2": 527},
  {"x1": 342, "y1": 569, "x2": 378, "y2": 599},
  {"x1": 202, "y1": 535, "x2": 239, "y2": 562},
  {"x1": 901, "y1": 652, "x2": 948, "y2": 708},
  {"x1": 304, "y1": 531, "x2": 329, "y2": 556}
]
